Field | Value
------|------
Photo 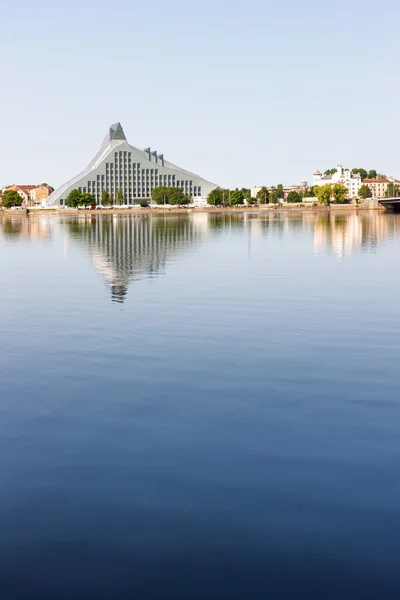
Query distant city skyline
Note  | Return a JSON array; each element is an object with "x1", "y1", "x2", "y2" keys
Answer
[{"x1": 1, "y1": 0, "x2": 399, "y2": 189}]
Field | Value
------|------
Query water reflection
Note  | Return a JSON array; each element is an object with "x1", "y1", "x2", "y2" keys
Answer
[
  {"x1": 311, "y1": 212, "x2": 400, "y2": 257},
  {"x1": 3, "y1": 211, "x2": 400, "y2": 300},
  {"x1": 0, "y1": 216, "x2": 51, "y2": 241},
  {"x1": 64, "y1": 214, "x2": 205, "y2": 302},
  {"x1": 60, "y1": 211, "x2": 400, "y2": 302}
]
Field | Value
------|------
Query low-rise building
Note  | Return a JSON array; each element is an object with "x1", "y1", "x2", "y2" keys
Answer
[
  {"x1": 29, "y1": 184, "x2": 54, "y2": 204},
  {"x1": 362, "y1": 177, "x2": 400, "y2": 199},
  {"x1": 1, "y1": 184, "x2": 54, "y2": 206},
  {"x1": 2, "y1": 184, "x2": 36, "y2": 205},
  {"x1": 313, "y1": 166, "x2": 362, "y2": 198}
]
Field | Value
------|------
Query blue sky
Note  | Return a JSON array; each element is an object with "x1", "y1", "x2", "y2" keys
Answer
[{"x1": 1, "y1": 0, "x2": 399, "y2": 189}]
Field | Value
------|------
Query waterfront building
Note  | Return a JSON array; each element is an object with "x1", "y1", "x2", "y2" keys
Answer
[
  {"x1": 1, "y1": 183, "x2": 54, "y2": 206},
  {"x1": 29, "y1": 184, "x2": 54, "y2": 204},
  {"x1": 362, "y1": 177, "x2": 400, "y2": 199},
  {"x1": 46, "y1": 123, "x2": 218, "y2": 207},
  {"x1": 2, "y1": 184, "x2": 36, "y2": 205},
  {"x1": 313, "y1": 166, "x2": 362, "y2": 198}
]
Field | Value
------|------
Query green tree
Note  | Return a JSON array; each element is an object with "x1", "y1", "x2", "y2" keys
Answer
[
  {"x1": 286, "y1": 191, "x2": 302, "y2": 203},
  {"x1": 368, "y1": 170, "x2": 377, "y2": 179},
  {"x1": 1, "y1": 190, "x2": 23, "y2": 208},
  {"x1": 276, "y1": 184, "x2": 284, "y2": 199},
  {"x1": 240, "y1": 188, "x2": 251, "y2": 202},
  {"x1": 168, "y1": 187, "x2": 190, "y2": 205},
  {"x1": 314, "y1": 184, "x2": 332, "y2": 205},
  {"x1": 101, "y1": 189, "x2": 111, "y2": 206},
  {"x1": 385, "y1": 182, "x2": 400, "y2": 198},
  {"x1": 152, "y1": 186, "x2": 170, "y2": 205},
  {"x1": 80, "y1": 192, "x2": 95, "y2": 207},
  {"x1": 256, "y1": 187, "x2": 269, "y2": 204},
  {"x1": 377, "y1": 173, "x2": 386, "y2": 179},
  {"x1": 358, "y1": 184, "x2": 372, "y2": 199},
  {"x1": 117, "y1": 188, "x2": 125, "y2": 205},
  {"x1": 65, "y1": 189, "x2": 82, "y2": 208},
  {"x1": 207, "y1": 189, "x2": 226, "y2": 206},
  {"x1": 270, "y1": 188, "x2": 279, "y2": 204},
  {"x1": 324, "y1": 168, "x2": 338, "y2": 176},
  {"x1": 332, "y1": 183, "x2": 347, "y2": 204},
  {"x1": 351, "y1": 168, "x2": 368, "y2": 179},
  {"x1": 230, "y1": 188, "x2": 245, "y2": 205}
]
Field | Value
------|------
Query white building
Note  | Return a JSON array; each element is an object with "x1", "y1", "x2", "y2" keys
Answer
[
  {"x1": 46, "y1": 123, "x2": 218, "y2": 207},
  {"x1": 313, "y1": 166, "x2": 362, "y2": 199}
]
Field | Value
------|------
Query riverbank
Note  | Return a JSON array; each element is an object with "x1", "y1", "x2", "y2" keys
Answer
[{"x1": 0, "y1": 202, "x2": 385, "y2": 218}]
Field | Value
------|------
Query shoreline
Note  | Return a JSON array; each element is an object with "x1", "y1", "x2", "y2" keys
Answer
[{"x1": 0, "y1": 203, "x2": 385, "y2": 218}]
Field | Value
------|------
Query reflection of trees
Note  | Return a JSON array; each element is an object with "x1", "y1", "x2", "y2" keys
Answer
[
  {"x1": 1, "y1": 219, "x2": 23, "y2": 238},
  {"x1": 0, "y1": 217, "x2": 51, "y2": 241},
  {"x1": 65, "y1": 215, "x2": 204, "y2": 303},
  {"x1": 313, "y1": 211, "x2": 400, "y2": 257}
]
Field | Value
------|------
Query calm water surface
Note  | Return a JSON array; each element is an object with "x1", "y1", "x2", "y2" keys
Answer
[{"x1": 1, "y1": 211, "x2": 400, "y2": 599}]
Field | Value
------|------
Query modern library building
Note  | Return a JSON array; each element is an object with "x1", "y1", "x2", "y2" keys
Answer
[{"x1": 46, "y1": 123, "x2": 218, "y2": 206}]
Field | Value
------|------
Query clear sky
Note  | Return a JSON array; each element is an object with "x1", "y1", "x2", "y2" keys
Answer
[{"x1": 1, "y1": 0, "x2": 399, "y2": 190}]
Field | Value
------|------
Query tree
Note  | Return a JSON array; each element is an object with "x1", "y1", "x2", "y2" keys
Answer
[
  {"x1": 240, "y1": 188, "x2": 251, "y2": 202},
  {"x1": 385, "y1": 182, "x2": 400, "y2": 198},
  {"x1": 65, "y1": 189, "x2": 82, "y2": 208},
  {"x1": 314, "y1": 184, "x2": 332, "y2": 205},
  {"x1": 230, "y1": 188, "x2": 245, "y2": 205},
  {"x1": 80, "y1": 192, "x2": 95, "y2": 207},
  {"x1": 1, "y1": 190, "x2": 23, "y2": 208},
  {"x1": 368, "y1": 170, "x2": 377, "y2": 179},
  {"x1": 168, "y1": 187, "x2": 190, "y2": 205},
  {"x1": 207, "y1": 189, "x2": 227, "y2": 206},
  {"x1": 101, "y1": 189, "x2": 111, "y2": 207},
  {"x1": 324, "y1": 168, "x2": 338, "y2": 176},
  {"x1": 256, "y1": 187, "x2": 269, "y2": 204},
  {"x1": 117, "y1": 188, "x2": 125, "y2": 205},
  {"x1": 351, "y1": 168, "x2": 368, "y2": 179},
  {"x1": 152, "y1": 186, "x2": 170, "y2": 205},
  {"x1": 358, "y1": 184, "x2": 372, "y2": 199},
  {"x1": 151, "y1": 186, "x2": 190, "y2": 206},
  {"x1": 286, "y1": 191, "x2": 302, "y2": 203},
  {"x1": 332, "y1": 183, "x2": 347, "y2": 204},
  {"x1": 270, "y1": 188, "x2": 280, "y2": 204},
  {"x1": 276, "y1": 184, "x2": 284, "y2": 199}
]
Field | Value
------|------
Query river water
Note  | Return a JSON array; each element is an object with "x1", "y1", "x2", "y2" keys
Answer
[{"x1": 1, "y1": 210, "x2": 400, "y2": 599}]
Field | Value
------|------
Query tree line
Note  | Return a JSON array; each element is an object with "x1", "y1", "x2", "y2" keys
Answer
[{"x1": 324, "y1": 167, "x2": 386, "y2": 179}]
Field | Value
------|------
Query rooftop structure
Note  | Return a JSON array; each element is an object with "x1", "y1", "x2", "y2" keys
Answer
[{"x1": 47, "y1": 123, "x2": 218, "y2": 206}]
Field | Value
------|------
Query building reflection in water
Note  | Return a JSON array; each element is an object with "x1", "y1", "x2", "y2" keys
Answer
[
  {"x1": 64, "y1": 214, "x2": 207, "y2": 303},
  {"x1": 62, "y1": 211, "x2": 400, "y2": 301},
  {"x1": 0, "y1": 216, "x2": 51, "y2": 241},
  {"x1": 4, "y1": 211, "x2": 398, "y2": 303},
  {"x1": 311, "y1": 211, "x2": 400, "y2": 258}
]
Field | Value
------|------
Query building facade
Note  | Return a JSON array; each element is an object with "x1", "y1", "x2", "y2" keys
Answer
[
  {"x1": 2, "y1": 184, "x2": 36, "y2": 205},
  {"x1": 29, "y1": 184, "x2": 54, "y2": 204},
  {"x1": 361, "y1": 177, "x2": 400, "y2": 199},
  {"x1": 1, "y1": 184, "x2": 54, "y2": 206},
  {"x1": 46, "y1": 123, "x2": 218, "y2": 207},
  {"x1": 313, "y1": 166, "x2": 362, "y2": 198}
]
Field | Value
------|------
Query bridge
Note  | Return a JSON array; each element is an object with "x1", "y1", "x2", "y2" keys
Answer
[{"x1": 378, "y1": 198, "x2": 400, "y2": 212}]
